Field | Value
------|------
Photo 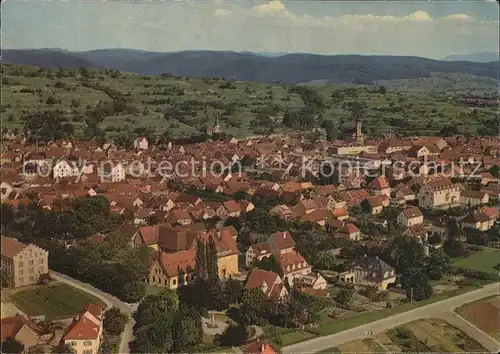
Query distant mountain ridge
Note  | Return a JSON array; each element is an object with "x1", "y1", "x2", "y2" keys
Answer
[
  {"x1": 2, "y1": 48, "x2": 498, "y2": 85},
  {"x1": 443, "y1": 51, "x2": 499, "y2": 63}
]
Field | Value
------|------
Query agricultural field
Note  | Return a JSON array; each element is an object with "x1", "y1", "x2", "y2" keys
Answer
[
  {"x1": 453, "y1": 247, "x2": 500, "y2": 275},
  {"x1": 1, "y1": 64, "x2": 498, "y2": 140},
  {"x1": 375, "y1": 72, "x2": 498, "y2": 96},
  {"x1": 457, "y1": 296, "x2": 500, "y2": 341},
  {"x1": 9, "y1": 282, "x2": 106, "y2": 320},
  {"x1": 318, "y1": 318, "x2": 488, "y2": 353}
]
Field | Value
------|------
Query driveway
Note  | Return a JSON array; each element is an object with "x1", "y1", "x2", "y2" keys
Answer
[
  {"x1": 283, "y1": 283, "x2": 500, "y2": 354},
  {"x1": 50, "y1": 271, "x2": 135, "y2": 354}
]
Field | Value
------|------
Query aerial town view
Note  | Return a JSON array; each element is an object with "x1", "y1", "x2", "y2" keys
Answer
[{"x1": 0, "y1": 0, "x2": 499, "y2": 353}]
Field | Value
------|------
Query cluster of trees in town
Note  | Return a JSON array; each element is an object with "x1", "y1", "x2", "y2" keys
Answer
[
  {"x1": 131, "y1": 290, "x2": 204, "y2": 353},
  {"x1": 0, "y1": 197, "x2": 150, "y2": 302},
  {"x1": 1, "y1": 196, "x2": 123, "y2": 242}
]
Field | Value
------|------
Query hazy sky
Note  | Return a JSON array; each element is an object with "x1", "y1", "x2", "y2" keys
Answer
[{"x1": 2, "y1": 0, "x2": 499, "y2": 59}]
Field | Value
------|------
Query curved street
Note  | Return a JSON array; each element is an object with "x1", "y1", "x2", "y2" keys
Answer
[
  {"x1": 50, "y1": 270, "x2": 135, "y2": 354},
  {"x1": 283, "y1": 282, "x2": 500, "y2": 354}
]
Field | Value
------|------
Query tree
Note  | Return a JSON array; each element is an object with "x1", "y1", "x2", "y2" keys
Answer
[
  {"x1": 206, "y1": 236, "x2": 219, "y2": 283},
  {"x1": 401, "y1": 271, "x2": 433, "y2": 301},
  {"x1": 314, "y1": 251, "x2": 336, "y2": 270},
  {"x1": 240, "y1": 288, "x2": 268, "y2": 325},
  {"x1": 194, "y1": 237, "x2": 207, "y2": 281},
  {"x1": 385, "y1": 235, "x2": 426, "y2": 275},
  {"x1": 336, "y1": 286, "x2": 354, "y2": 307},
  {"x1": 134, "y1": 290, "x2": 179, "y2": 328},
  {"x1": 23, "y1": 110, "x2": 73, "y2": 142},
  {"x1": 214, "y1": 324, "x2": 248, "y2": 347},
  {"x1": 103, "y1": 307, "x2": 128, "y2": 335},
  {"x1": 2, "y1": 337, "x2": 24, "y2": 354},
  {"x1": 489, "y1": 165, "x2": 499, "y2": 178},
  {"x1": 428, "y1": 232, "x2": 442, "y2": 245},
  {"x1": 51, "y1": 343, "x2": 76, "y2": 354},
  {"x1": 172, "y1": 305, "x2": 203, "y2": 352},
  {"x1": 46, "y1": 96, "x2": 58, "y2": 106},
  {"x1": 255, "y1": 255, "x2": 283, "y2": 276},
  {"x1": 425, "y1": 247, "x2": 451, "y2": 280},
  {"x1": 443, "y1": 219, "x2": 468, "y2": 258},
  {"x1": 132, "y1": 314, "x2": 174, "y2": 353}
]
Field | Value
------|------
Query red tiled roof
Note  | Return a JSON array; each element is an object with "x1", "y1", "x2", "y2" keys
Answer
[
  {"x1": 279, "y1": 251, "x2": 308, "y2": 275},
  {"x1": 138, "y1": 225, "x2": 160, "y2": 245},
  {"x1": 243, "y1": 340, "x2": 278, "y2": 354},
  {"x1": 480, "y1": 207, "x2": 499, "y2": 219},
  {"x1": 268, "y1": 231, "x2": 295, "y2": 251},
  {"x1": 1, "y1": 236, "x2": 27, "y2": 259},
  {"x1": 245, "y1": 269, "x2": 282, "y2": 300},
  {"x1": 401, "y1": 207, "x2": 423, "y2": 219},
  {"x1": 158, "y1": 249, "x2": 196, "y2": 277},
  {"x1": 62, "y1": 313, "x2": 100, "y2": 341},
  {"x1": 340, "y1": 222, "x2": 359, "y2": 234},
  {"x1": 223, "y1": 200, "x2": 241, "y2": 213},
  {"x1": 369, "y1": 176, "x2": 389, "y2": 190},
  {"x1": 1, "y1": 314, "x2": 42, "y2": 342}
]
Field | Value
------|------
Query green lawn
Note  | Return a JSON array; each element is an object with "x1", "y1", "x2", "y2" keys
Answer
[
  {"x1": 453, "y1": 248, "x2": 500, "y2": 274},
  {"x1": 315, "y1": 346, "x2": 342, "y2": 353},
  {"x1": 145, "y1": 284, "x2": 166, "y2": 296},
  {"x1": 280, "y1": 329, "x2": 317, "y2": 346},
  {"x1": 10, "y1": 282, "x2": 106, "y2": 320}
]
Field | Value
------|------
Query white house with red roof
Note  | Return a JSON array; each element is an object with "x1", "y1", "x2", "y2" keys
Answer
[
  {"x1": 368, "y1": 176, "x2": 391, "y2": 197},
  {"x1": 62, "y1": 304, "x2": 103, "y2": 354},
  {"x1": 245, "y1": 269, "x2": 288, "y2": 302},
  {"x1": 266, "y1": 231, "x2": 312, "y2": 285}
]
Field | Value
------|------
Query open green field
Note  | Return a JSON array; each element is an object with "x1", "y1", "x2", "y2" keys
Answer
[
  {"x1": 280, "y1": 329, "x2": 317, "y2": 346},
  {"x1": 2, "y1": 64, "x2": 497, "y2": 139},
  {"x1": 10, "y1": 282, "x2": 106, "y2": 320},
  {"x1": 453, "y1": 248, "x2": 500, "y2": 275}
]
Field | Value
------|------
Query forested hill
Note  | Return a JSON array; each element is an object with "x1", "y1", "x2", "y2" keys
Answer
[{"x1": 2, "y1": 49, "x2": 498, "y2": 84}]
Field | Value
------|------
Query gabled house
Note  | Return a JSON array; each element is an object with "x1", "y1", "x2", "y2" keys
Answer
[
  {"x1": 1, "y1": 313, "x2": 43, "y2": 350},
  {"x1": 52, "y1": 159, "x2": 77, "y2": 180},
  {"x1": 222, "y1": 200, "x2": 242, "y2": 218},
  {"x1": 1, "y1": 236, "x2": 49, "y2": 288},
  {"x1": 362, "y1": 195, "x2": 387, "y2": 215},
  {"x1": 462, "y1": 211, "x2": 495, "y2": 231},
  {"x1": 266, "y1": 231, "x2": 312, "y2": 285},
  {"x1": 133, "y1": 225, "x2": 160, "y2": 249},
  {"x1": 245, "y1": 243, "x2": 273, "y2": 267},
  {"x1": 339, "y1": 255, "x2": 396, "y2": 290},
  {"x1": 269, "y1": 204, "x2": 293, "y2": 220},
  {"x1": 245, "y1": 269, "x2": 288, "y2": 302},
  {"x1": 167, "y1": 209, "x2": 193, "y2": 225},
  {"x1": 62, "y1": 304, "x2": 103, "y2": 354},
  {"x1": 418, "y1": 177, "x2": 460, "y2": 209},
  {"x1": 338, "y1": 222, "x2": 361, "y2": 241},
  {"x1": 368, "y1": 176, "x2": 391, "y2": 197},
  {"x1": 147, "y1": 224, "x2": 239, "y2": 289},
  {"x1": 460, "y1": 190, "x2": 489, "y2": 206},
  {"x1": 397, "y1": 207, "x2": 424, "y2": 227}
]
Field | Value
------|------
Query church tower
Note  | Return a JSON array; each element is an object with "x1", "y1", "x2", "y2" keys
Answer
[{"x1": 355, "y1": 118, "x2": 364, "y2": 145}]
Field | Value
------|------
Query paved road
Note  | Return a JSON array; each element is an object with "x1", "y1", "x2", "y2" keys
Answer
[
  {"x1": 50, "y1": 271, "x2": 135, "y2": 354},
  {"x1": 283, "y1": 283, "x2": 500, "y2": 354}
]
